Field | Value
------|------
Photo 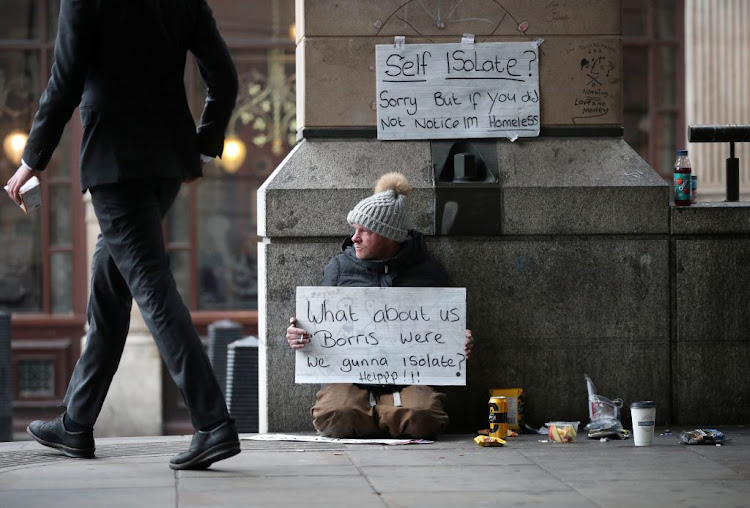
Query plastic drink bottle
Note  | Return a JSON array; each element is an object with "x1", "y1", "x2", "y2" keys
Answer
[{"x1": 673, "y1": 149, "x2": 692, "y2": 206}]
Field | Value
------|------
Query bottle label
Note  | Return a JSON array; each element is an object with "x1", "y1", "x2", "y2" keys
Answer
[
  {"x1": 674, "y1": 171, "x2": 691, "y2": 202},
  {"x1": 691, "y1": 175, "x2": 698, "y2": 203}
]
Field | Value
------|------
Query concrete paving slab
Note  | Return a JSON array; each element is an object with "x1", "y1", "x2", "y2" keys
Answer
[
  {"x1": 567, "y1": 480, "x2": 750, "y2": 508},
  {"x1": 176, "y1": 450, "x2": 356, "y2": 478},
  {"x1": 179, "y1": 463, "x2": 359, "y2": 478},
  {"x1": 381, "y1": 491, "x2": 598, "y2": 508},
  {"x1": 363, "y1": 464, "x2": 570, "y2": 493},
  {"x1": 1, "y1": 430, "x2": 749, "y2": 508},
  {"x1": 0, "y1": 487, "x2": 175, "y2": 508},
  {"x1": 0, "y1": 459, "x2": 174, "y2": 489},
  {"x1": 520, "y1": 446, "x2": 743, "y2": 481},
  {"x1": 176, "y1": 475, "x2": 384, "y2": 508},
  {"x1": 347, "y1": 447, "x2": 534, "y2": 466},
  {"x1": 687, "y1": 446, "x2": 750, "y2": 476}
]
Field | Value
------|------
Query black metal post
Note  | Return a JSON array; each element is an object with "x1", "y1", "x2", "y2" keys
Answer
[
  {"x1": 688, "y1": 124, "x2": 750, "y2": 202},
  {"x1": 727, "y1": 141, "x2": 739, "y2": 202}
]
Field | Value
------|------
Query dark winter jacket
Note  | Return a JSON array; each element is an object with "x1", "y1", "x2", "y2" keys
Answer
[{"x1": 320, "y1": 230, "x2": 449, "y2": 288}]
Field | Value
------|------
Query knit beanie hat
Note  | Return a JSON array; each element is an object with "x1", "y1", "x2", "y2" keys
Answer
[{"x1": 347, "y1": 172, "x2": 411, "y2": 242}]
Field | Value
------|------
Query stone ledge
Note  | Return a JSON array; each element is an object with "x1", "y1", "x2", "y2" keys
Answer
[
  {"x1": 671, "y1": 202, "x2": 750, "y2": 235},
  {"x1": 503, "y1": 186, "x2": 669, "y2": 234},
  {"x1": 258, "y1": 139, "x2": 436, "y2": 238},
  {"x1": 495, "y1": 137, "x2": 669, "y2": 234},
  {"x1": 297, "y1": 0, "x2": 621, "y2": 37},
  {"x1": 260, "y1": 138, "x2": 671, "y2": 237}
]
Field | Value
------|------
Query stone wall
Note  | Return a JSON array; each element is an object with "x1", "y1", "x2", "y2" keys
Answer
[
  {"x1": 259, "y1": 140, "x2": 750, "y2": 431},
  {"x1": 256, "y1": 0, "x2": 750, "y2": 433},
  {"x1": 296, "y1": 0, "x2": 623, "y2": 129}
]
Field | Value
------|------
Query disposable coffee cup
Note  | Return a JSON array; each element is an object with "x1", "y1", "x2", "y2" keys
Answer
[{"x1": 630, "y1": 400, "x2": 656, "y2": 446}]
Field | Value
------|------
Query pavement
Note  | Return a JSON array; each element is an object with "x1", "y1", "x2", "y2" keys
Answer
[{"x1": 1, "y1": 427, "x2": 748, "y2": 508}]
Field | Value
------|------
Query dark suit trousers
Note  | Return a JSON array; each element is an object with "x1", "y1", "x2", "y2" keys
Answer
[{"x1": 63, "y1": 179, "x2": 229, "y2": 430}]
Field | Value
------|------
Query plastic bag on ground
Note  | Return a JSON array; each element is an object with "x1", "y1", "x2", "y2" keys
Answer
[{"x1": 584, "y1": 374, "x2": 628, "y2": 439}]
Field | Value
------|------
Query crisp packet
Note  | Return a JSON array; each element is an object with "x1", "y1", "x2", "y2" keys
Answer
[
  {"x1": 474, "y1": 435, "x2": 506, "y2": 447},
  {"x1": 679, "y1": 429, "x2": 725, "y2": 445}
]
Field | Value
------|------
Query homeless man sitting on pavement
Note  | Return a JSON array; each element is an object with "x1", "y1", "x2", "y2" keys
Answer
[{"x1": 286, "y1": 172, "x2": 474, "y2": 440}]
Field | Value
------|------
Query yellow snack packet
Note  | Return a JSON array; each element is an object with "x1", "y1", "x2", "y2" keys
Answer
[{"x1": 474, "y1": 435, "x2": 506, "y2": 447}]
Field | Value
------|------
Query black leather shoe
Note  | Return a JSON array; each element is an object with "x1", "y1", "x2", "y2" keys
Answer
[
  {"x1": 27, "y1": 413, "x2": 95, "y2": 459},
  {"x1": 169, "y1": 420, "x2": 240, "y2": 470}
]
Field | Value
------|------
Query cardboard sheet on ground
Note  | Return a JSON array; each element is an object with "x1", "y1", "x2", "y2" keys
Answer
[
  {"x1": 243, "y1": 434, "x2": 434, "y2": 446},
  {"x1": 295, "y1": 287, "x2": 466, "y2": 386}
]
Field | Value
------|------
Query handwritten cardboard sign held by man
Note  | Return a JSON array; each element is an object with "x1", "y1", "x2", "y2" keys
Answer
[{"x1": 295, "y1": 286, "x2": 466, "y2": 386}]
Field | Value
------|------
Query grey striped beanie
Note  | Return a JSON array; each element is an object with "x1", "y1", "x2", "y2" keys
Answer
[{"x1": 346, "y1": 172, "x2": 411, "y2": 242}]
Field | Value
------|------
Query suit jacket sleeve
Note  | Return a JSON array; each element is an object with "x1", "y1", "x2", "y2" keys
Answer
[
  {"x1": 189, "y1": 0, "x2": 239, "y2": 158},
  {"x1": 22, "y1": 0, "x2": 95, "y2": 171}
]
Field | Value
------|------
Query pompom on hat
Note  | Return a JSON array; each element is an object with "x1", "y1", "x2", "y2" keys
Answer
[{"x1": 347, "y1": 172, "x2": 411, "y2": 242}]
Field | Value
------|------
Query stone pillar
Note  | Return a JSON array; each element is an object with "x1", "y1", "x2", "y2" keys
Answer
[
  {"x1": 259, "y1": 1, "x2": 672, "y2": 432},
  {"x1": 82, "y1": 193, "x2": 163, "y2": 437},
  {"x1": 686, "y1": 0, "x2": 750, "y2": 199}
]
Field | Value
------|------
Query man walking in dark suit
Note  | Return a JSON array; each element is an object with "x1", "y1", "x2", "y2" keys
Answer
[{"x1": 5, "y1": 0, "x2": 240, "y2": 470}]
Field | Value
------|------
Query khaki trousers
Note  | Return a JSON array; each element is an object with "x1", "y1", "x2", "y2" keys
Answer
[{"x1": 311, "y1": 384, "x2": 449, "y2": 439}]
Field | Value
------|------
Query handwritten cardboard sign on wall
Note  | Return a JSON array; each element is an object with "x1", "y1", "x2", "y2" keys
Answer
[
  {"x1": 376, "y1": 41, "x2": 540, "y2": 140},
  {"x1": 295, "y1": 286, "x2": 466, "y2": 386}
]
